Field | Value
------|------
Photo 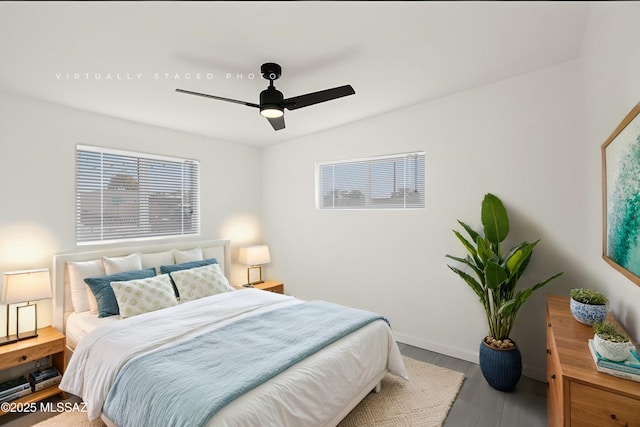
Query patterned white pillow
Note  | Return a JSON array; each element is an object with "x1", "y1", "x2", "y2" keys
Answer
[
  {"x1": 110, "y1": 274, "x2": 178, "y2": 319},
  {"x1": 170, "y1": 264, "x2": 234, "y2": 303}
]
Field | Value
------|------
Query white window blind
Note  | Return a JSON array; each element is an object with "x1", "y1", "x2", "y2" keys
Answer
[
  {"x1": 317, "y1": 152, "x2": 425, "y2": 210},
  {"x1": 76, "y1": 145, "x2": 200, "y2": 244}
]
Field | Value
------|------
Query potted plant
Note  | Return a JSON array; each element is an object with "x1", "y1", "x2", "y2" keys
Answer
[
  {"x1": 593, "y1": 321, "x2": 632, "y2": 362},
  {"x1": 446, "y1": 193, "x2": 563, "y2": 391},
  {"x1": 569, "y1": 288, "x2": 608, "y2": 325}
]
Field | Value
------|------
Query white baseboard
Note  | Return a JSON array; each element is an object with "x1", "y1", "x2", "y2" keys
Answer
[
  {"x1": 394, "y1": 331, "x2": 547, "y2": 383},
  {"x1": 393, "y1": 331, "x2": 479, "y2": 364}
]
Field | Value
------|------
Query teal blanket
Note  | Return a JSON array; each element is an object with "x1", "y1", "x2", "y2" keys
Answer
[{"x1": 103, "y1": 300, "x2": 383, "y2": 427}]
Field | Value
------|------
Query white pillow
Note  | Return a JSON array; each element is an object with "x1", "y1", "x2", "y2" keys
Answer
[
  {"x1": 170, "y1": 264, "x2": 234, "y2": 303},
  {"x1": 141, "y1": 250, "x2": 175, "y2": 274},
  {"x1": 103, "y1": 253, "x2": 143, "y2": 275},
  {"x1": 173, "y1": 248, "x2": 203, "y2": 264},
  {"x1": 110, "y1": 274, "x2": 178, "y2": 319},
  {"x1": 68, "y1": 260, "x2": 105, "y2": 313}
]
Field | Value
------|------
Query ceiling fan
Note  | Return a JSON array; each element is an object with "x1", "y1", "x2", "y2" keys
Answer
[{"x1": 176, "y1": 62, "x2": 355, "y2": 131}]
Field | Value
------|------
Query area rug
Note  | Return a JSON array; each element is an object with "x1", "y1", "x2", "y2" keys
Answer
[
  {"x1": 31, "y1": 357, "x2": 464, "y2": 427},
  {"x1": 338, "y1": 356, "x2": 465, "y2": 427}
]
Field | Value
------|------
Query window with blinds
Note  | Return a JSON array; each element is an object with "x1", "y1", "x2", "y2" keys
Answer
[
  {"x1": 317, "y1": 152, "x2": 425, "y2": 210},
  {"x1": 76, "y1": 145, "x2": 200, "y2": 244}
]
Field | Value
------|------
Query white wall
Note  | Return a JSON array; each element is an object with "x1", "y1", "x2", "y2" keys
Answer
[
  {"x1": 0, "y1": 92, "x2": 263, "y2": 334},
  {"x1": 263, "y1": 60, "x2": 584, "y2": 380},
  {"x1": 580, "y1": 3, "x2": 640, "y2": 342},
  {"x1": 3, "y1": 1, "x2": 639, "y2": 385}
]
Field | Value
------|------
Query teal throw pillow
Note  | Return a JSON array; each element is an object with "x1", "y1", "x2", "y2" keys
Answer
[
  {"x1": 85, "y1": 268, "x2": 156, "y2": 318},
  {"x1": 159, "y1": 258, "x2": 218, "y2": 274}
]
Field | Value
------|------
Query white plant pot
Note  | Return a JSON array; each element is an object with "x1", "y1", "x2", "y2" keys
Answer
[{"x1": 594, "y1": 333, "x2": 632, "y2": 362}]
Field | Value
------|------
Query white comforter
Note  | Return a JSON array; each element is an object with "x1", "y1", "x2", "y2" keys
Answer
[{"x1": 61, "y1": 289, "x2": 407, "y2": 426}]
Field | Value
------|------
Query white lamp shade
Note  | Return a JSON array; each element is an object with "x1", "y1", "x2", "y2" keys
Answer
[
  {"x1": 2, "y1": 268, "x2": 52, "y2": 304},
  {"x1": 238, "y1": 245, "x2": 271, "y2": 266}
]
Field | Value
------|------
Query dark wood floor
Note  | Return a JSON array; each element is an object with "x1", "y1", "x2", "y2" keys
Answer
[
  {"x1": 398, "y1": 342, "x2": 547, "y2": 427},
  {"x1": 3, "y1": 343, "x2": 548, "y2": 427}
]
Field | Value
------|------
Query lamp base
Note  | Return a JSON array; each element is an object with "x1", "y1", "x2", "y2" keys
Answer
[
  {"x1": 242, "y1": 281, "x2": 265, "y2": 288},
  {"x1": 0, "y1": 335, "x2": 18, "y2": 346},
  {"x1": 246, "y1": 266, "x2": 264, "y2": 286},
  {"x1": 16, "y1": 304, "x2": 39, "y2": 342},
  {"x1": 16, "y1": 330, "x2": 38, "y2": 341}
]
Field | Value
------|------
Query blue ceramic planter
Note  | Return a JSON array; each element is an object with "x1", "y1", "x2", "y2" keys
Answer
[
  {"x1": 479, "y1": 339, "x2": 522, "y2": 392},
  {"x1": 570, "y1": 298, "x2": 607, "y2": 325}
]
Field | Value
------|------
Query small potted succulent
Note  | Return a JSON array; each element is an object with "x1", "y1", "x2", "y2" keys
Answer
[
  {"x1": 569, "y1": 288, "x2": 608, "y2": 325},
  {"x1": 593, "y1": 321, "x2": 632, "y2": 362}
]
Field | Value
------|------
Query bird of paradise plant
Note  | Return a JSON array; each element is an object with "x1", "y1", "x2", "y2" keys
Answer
[{"x1": 446, "y1": 193, "x2": 563, "y2": 344}]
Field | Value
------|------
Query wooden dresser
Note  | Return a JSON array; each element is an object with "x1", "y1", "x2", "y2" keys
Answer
[{"x1": 546, "y1": 295, "x2": 640, "y2": 427}]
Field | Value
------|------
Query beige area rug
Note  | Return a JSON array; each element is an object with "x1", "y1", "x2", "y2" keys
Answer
[
  {"x1": 338, "y1": 356, "x2": 465, "y2": 427},
  {"x1": 32, "y1": 411, "x2": 105, "y2": 427},
  {"x1": 32, "y1": 357, "x2": 464, "y2": 427}
]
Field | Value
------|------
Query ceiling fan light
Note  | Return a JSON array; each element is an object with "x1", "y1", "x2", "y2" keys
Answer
[{"x1": 260, "y1": 106, "x2": 284, "y2": 118}]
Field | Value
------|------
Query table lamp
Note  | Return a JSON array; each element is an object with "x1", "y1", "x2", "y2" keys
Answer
[
  {"x1": 238, "y1": 245, "x2": 271, "y2": 287},
  {"x1": 2, "y1": 268, "x2": 52, "y2": 343}
]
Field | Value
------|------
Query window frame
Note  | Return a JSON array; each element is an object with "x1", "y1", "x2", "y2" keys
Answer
[
  {"x1": 75, "y1": 144, "x2": 200, "y2": 245},
  {"x1": 316, "y1": 151, "x2": 426, "y2": 210}
]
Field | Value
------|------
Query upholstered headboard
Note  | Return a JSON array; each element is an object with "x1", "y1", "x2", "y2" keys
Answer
[{"x1": 52, "y1": 239, "x2": 230, "y2": 332}]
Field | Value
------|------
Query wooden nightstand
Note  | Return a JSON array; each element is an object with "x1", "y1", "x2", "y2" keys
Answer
[
  {"x1": 253, "y1": 281, "x2": 284, "y2": 294},
  {"x1": 0, "y1": 327, "x2": 66, "y2": 415}
]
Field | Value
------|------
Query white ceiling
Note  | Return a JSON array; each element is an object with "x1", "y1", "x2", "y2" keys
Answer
[{"x1": 0, "y1": 2, "x2": 588, "y2": 147}]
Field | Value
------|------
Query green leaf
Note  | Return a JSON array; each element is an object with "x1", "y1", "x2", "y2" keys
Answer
[
  {"x1": 502, "y1": 242, "x2": 529, "y2": 267},
  {"x1": 481, "y1": 193, "x2": 509, "y2": 247},
  {"x1": 458, "y1": 220, "x2": 480, "y2": 243},
  {"x1": 484, "y1": 260, "x2": 508, "y2": 290},
  {"x1": 497, "y1": 298, "x2": 517, "y2": 316},
  {"x1": 445, "y1": 254, "x2": 468, "y2": 264},
  {"x1": 476, "y1": 237, "x2": 493, "y2": 264},
  {"x1": 453, "y1": 230, "x2": 477, "y2": 257},
  {"x1": 505, "y1": 241, "x2": 538, "y2": 276},
  {"x1": 448, "y1": 265, "x2": 487, "y2": 301},
  {"x1": 445, "y1": 255, "x2": 480, "y2": 277},
  {"x1": 531, "y1": 272, "x2": 564, "y2": 292},
  {"x1": 497, "y1": 288, "x2": 532, "y2": 316}
]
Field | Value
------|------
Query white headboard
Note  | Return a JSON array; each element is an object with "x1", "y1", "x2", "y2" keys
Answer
[{"x1": 52, "y1": 239, "x2": 230, "y2": 332}]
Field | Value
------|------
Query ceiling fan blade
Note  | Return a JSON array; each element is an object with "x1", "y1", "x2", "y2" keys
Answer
[
  {"x1": 267, "y1": 115, "x2": 285, "y2": 131},
  {"x1": 283, "y1": 85, "x2": 355, "y2": 111},
  {"x1": 175, "y1": 88, "x2": 259, "y2": 108}
]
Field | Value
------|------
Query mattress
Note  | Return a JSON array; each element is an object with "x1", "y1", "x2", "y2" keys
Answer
[{"x1": 65, "y1": 311, "x2": 121, "y2": 351}]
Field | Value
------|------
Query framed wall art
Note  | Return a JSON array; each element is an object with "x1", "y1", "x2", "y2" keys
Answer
[{"x1": 602, "y1": 102, "x2": 640, "y2": 286}]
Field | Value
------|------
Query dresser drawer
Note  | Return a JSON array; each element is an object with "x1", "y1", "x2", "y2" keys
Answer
[
  {"x1": 252, "y1": 281, "x2": 284, "y2": 294},
  {"x1": 571, "y1": 382, "x2": 640, "y2": 427},
  {"x1": 0, "y1": 337, "x2": 64, "y2": 370},
  {"x1": 263, "y1": 283, "x2": 283, "y2": 294}
]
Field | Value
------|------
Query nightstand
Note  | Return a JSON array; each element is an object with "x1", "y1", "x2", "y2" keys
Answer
[
  {"x1": 0, "y1": 327, "x2": 66, "y2": 415},
  {"x1": 253, "y1": 281, "x2": 284, "y2": 294}
]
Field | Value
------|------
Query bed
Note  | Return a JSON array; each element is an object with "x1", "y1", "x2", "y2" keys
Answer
[{"x1": 53, "y1": 239, "x2": 407, "y2": 427}]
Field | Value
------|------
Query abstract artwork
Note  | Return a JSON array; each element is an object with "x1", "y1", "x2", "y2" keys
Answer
[{"x1": 602, "y1": 102, "x2": 640, "y2": 286}]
